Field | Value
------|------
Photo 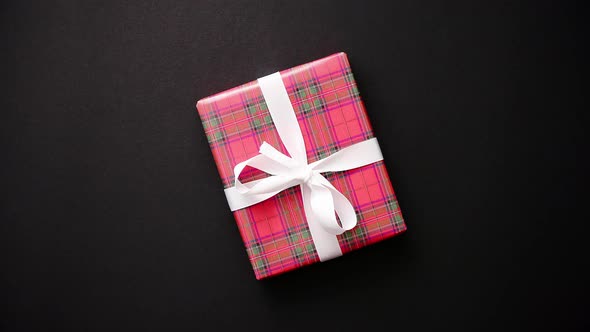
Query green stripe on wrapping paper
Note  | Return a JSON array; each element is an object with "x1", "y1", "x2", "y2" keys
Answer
[
  {"x1": 287, "y1": 228, "x2": 311, "y2": 243},
  {"x1": 394, "y1": 213, "x2": 404, "y2": 225},
  {"x1": 313, "y1": 98, "x2": 323, "y2": 110},
  {"x1": 296, "y1": 87, "x2": 306, "y2": 99},
  {"x1": 252, "y1": 118, "x2": 262, "y2": 128},
  {"x1": 250, "y1": 242, "x2": 261, "y2": 255},
  {"x1": 250, "y1": 115, "x2": 273, "y2": 135},
  {"x1": 294, "y1": 244, "x2": 314, "y2": 264},
  {"x1": 309, "y1": 81, "x2": 319, "y2": 95},
  {"x1": 255, "y1": 259, "x2": 265, "y2": 268},
  {"x1": 339, "y1": 223, "x2": 368, "y2": 248},
  {"x1": 302, "y1": 102, "x2": 312, "y2": 113},
  {"x1": 247, "y1": 104, "x2": 257, "y2": 115},
  {"x1": 387, "y1": 199, "x2": 399, "y2": 212},
  {"x1": 254, "y1": 254, "x2": 271, "y2": 277},
  {"x1": 213, "y1": 130, "x2": 225, "y2": 142},
  {"x1": 301, "y1": 229, "x2": 311, "y2": 239},
  {"x1": 343, "y1": 68, "x2": 354, "y2": 84},
  {"x1": 316, "y1": 150, "x2": 330, "y2": 160},
  {"x1": 205, "y1": 111, "x2": 221, "y2": 131},
  {"x1": 354, "y1": 225, "x2": 367, "y2": 238},
  {"x1": 339, "y1": 229, "x2": 354, "y2": 242}
]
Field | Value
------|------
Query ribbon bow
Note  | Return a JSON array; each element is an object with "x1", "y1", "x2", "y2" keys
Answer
[
  {"x1": 224, "y1": 72, "x2": 384, "y2": 260},
  {"x1": 233, "y1": 138, "x2": 383, "y2": 235}
]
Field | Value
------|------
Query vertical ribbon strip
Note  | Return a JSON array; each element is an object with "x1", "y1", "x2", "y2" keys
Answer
[{"x1": 224, "y1": 72, "x2": 384, "y2": 261}]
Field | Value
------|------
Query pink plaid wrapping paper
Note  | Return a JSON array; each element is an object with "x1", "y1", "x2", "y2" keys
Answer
[{"x1": 196, "y1": 52, "x2": 406, "y2": 279}]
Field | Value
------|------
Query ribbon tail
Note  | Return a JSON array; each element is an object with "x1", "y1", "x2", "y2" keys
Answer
[
  {"x1": 308, "y1": 183, "x2": 346, "y2": 235},
  {"x1": 301, "y1": 184, "x2": 343, "y2": 262},
  {"x1": 315, "y1": 175, "x2": 357, "y2": 231}
]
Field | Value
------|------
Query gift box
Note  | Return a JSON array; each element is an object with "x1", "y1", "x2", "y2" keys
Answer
[{"x1": 196, "y1": 52, "x2": 406, "y2": 279}]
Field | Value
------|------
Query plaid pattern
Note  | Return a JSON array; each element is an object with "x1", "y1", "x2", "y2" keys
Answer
[{"x1": 197, "y1": 53, "x2": 406, "y2": 279}]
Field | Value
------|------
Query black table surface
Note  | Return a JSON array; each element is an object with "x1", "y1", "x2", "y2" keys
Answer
[{"x1": 1, "y1": 1, "x2": 587, "y2": 331}]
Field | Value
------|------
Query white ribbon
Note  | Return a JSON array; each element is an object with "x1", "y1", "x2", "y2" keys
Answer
[{"x1": 224, "y1": 72, "x2": 384, "y2": 261}]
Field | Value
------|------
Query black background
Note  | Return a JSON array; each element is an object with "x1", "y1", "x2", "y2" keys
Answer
[{"x1": 1, "y1": 1, "x2": 587, "y2": 331}]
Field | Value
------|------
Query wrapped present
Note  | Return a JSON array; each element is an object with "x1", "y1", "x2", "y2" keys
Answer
[{"x1": 196, "y1": 52, "x2": 406, "y2": 279}]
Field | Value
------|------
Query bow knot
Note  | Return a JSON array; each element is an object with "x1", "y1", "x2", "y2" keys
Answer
[{"x1": 293, "y1": 165, "x2": 314, "y2": 184}]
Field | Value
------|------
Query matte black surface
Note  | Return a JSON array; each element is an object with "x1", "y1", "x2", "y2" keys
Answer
[{"x1": 1, "y1": 1, "x2": 587, "y2": 331}]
